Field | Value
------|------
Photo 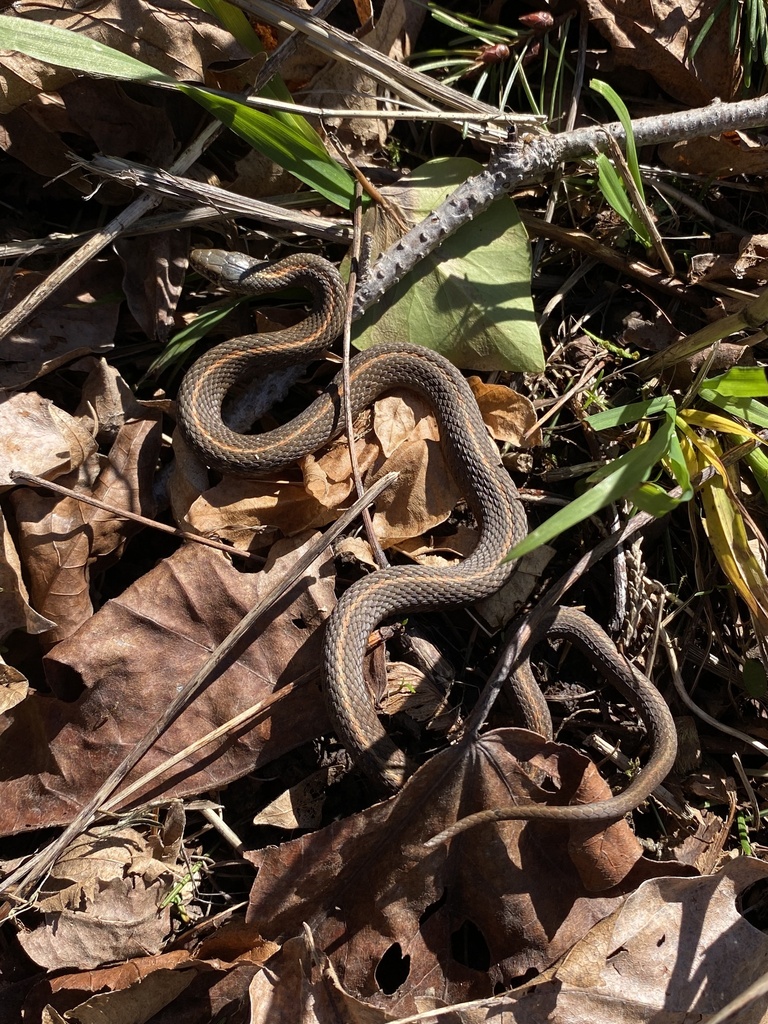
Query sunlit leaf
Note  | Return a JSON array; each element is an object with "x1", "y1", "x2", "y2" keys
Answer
[
  {"x1": 354, "y1": 158, "x2": 542, "y2": 371},
  {"x1": 0, "y1": 15, "x2": 174, "y2": 82},
  {"x1": 702, "y1": 366, "x2": 768, "y2": 398}
]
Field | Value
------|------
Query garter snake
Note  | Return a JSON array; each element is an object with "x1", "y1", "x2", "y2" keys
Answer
[{"x1": 177, "y1": 248, "x2": 676, "y2": 819}]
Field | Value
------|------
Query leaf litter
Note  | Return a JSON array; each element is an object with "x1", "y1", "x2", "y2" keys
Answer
[{"x1": 0, "y1": 0, "x2": 767, "y2": 1021}]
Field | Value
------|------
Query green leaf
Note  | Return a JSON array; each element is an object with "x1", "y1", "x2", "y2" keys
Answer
[
  {"x1": 587, "y1": 395, "x2": 675, "y2": 430},
  {"x1": 699, "y1": 390, "x2": 768, "y2": 429},
  {"x1": 188, "y1": 0, "x2": 265, "y2": 54},
  {"x1": 354, "y1": 158, "x2": 543, "y2": 371},
  {"x1": 702, "y1": 366, "x2": 768, "y2": 397},
  {"x1": 177, "y1": 84, "x2": 355, "y2": 209},
  {"x1": 663, "y1": 429, "x2": 693, "y2": 501},
  {"x1": 506, "y1": 409, "x2": 675, "y2": 559},
  {"x1": 185, "y1": 0, "x2": 326, "y2": 149},
  {"x1": 745, "y1": 446, "x2": 768, "y2": 505},
  {"x1": 594, "y1": 153, "x2": 652, "y2": 247},
  {"x1": 630, "y1": 481, "x2": 682, "y2": 515},
  {"x1": 0, "y1": 15, "x2": 174, "y2": 83},
  {"x1": 590, "y1": 79, "x2": 643, "y2": 193}
]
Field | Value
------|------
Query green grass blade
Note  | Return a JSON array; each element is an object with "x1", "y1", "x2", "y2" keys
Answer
[
  {"x1": 177, "y1": 84, "x2": 355, "y2": 208},
  {"x1": 506, "y1": 412, "x2": 675, "y2": 559},
  {"x1": 700, "y1": 390, "x2": 768, "y2": 428},
  {"x1": 594, "y1": 155, "x2": 651, "y2": 245},
  {"x1": 702, "y1": 367, "x2": 768, "y2": 397},
  {"x1": 146, "y1": 299, "x2": 240, "y2": 379},
  {"x1": 0, "y1": 15, "x2": 174, "y2": 82},
  {"x1": 590, "y1": 79, "x2": 643, "y2": 192},
  {"x1": 0, "y1": 16, "x2": 354, "y2": 208},
  {"x1": 587, "y1": 395, "x2": 675, "y2": 430},
  {"x1": 186, "y1": 0, "x2": 326, "y2": 149}
]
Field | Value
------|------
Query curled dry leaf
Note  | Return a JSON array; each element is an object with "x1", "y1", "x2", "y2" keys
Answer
[
  {"x1": 16, "y1": 822, "x2": 184, "y2": 970},
  {"x1": 245, "y1": 729, "x2": 690, "y2": 1014},
  {"x1": 0, "y1": 508, "x2": 55, "y2": 642},
  {"x1": 248, "y1": 930, "x2": 397, "y2": 1024},
  {"x1": 469, "y1": 376, "x2": 541, "y2": 446},
  {"x1": 0, "y1": 661, "x2": 29, "y2": 713},
  {"x1": 23, "y1": 949, "x2": 262, "y2": 1024},
  {"x1": 0, "y1": 392, "x2": 97, "y2": 489},
  {"x1": 0, "y1": 537, "x2": 335, "y2": 836},
  {"x1": 253, "y1": 766, "x2": 343, "y2": 831},
  {"x1": 10, "y1": 412, "x2": 162, "y2": 647},
  {"x1": 178, "y1": 388, "x2": 470, "y2": 550}
]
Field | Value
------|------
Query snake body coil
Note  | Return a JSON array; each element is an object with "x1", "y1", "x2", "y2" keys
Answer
[{"x1": 178, "y1": 249, "x2": 676, "y2": 814}]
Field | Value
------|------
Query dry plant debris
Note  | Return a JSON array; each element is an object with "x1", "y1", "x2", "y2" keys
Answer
[{"x1": 0, "y1": 0, "x2": 768, "y2": 1021}]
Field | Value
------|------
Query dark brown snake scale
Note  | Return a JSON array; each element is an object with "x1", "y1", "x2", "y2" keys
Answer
[{"x1": 178, "y1": 248, "x2": 677, "y2": 819}]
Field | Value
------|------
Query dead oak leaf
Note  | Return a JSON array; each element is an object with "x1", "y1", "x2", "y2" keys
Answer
[
  {"x1": 459, "y1": 857, "x2": 768, "y2": 1023},
  {"x1": 245, "y1": 729, "x2": 689, "y2": 1014}
]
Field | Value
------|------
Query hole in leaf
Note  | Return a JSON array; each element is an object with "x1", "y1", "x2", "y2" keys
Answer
[
  {"x1": 450, "y1": 919, "x2": 490, "y2": 971},
  {"x1": 375, "y1": 942, "x2": 411, "y2": 994}
]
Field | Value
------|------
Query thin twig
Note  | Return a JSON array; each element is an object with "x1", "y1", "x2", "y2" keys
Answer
[{"x1": 353, "y1": 95, "x2": 768, "y2": 315}]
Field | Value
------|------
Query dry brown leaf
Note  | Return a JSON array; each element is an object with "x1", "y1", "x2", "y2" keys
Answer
[
  {"x1": 0, "y1": 661, "x2": 29, "y2": 713},
  {"x1": 248, "y1": 930, "x2": 396, "y2": 1024},
  {"x1": 690, "y1": 233, "x2": 768, "y2": 285},
  {"x1": 335, "y1": 535, "x2": 379, "y2": 568},
  {"x1": 115, "y1": 232, "x2": 190, "y2": 344},
  {"x1": 0, "y1": 262, "x2": 122, "y2": 389},
  {"x1": 24, "y1": 948, "x2": 261, "y2": 1024},
  {"x1": 245, "y1": 729, "x2": 690, "y2": 1015},
  {"x1": 453, "y1": 857, "x2": 768, "y2": 1023},
  {"x1": 16, "y1": 824, "x2": 183, "y2": 970},
  {"x1": 379, "y1": 660, "x2": 456, "y2": 731},
  {"x1": 177, "y1": 388, "x2": 472, "y2": 550},
  {"x1": 660, "y1": 132, "x2": 768, "y2": 180},
  {"x1": 0, "y1": 508, "x2": 55, "y2": 641},
  {"x1": 290, "y1": 0, "x2": 426, "y2": 151},
  {"x1": 469, "y1": 377, "x2": 541, "y2": 445},
  {"x1": 580, "y1": 0, "x2": 739, "y2": 105},
  {"x1": 253, "y1": 767, "x2": 341, "y2": 830},
  {"x1": 10, "y1": 413, "x2": 162, "y2": 646},
  {"x1": 0, "y1": 392, "x2": 97, "y2": 489},
  {"x1": 0, "y1": 537, "x2": 335, "y2": 836}
]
